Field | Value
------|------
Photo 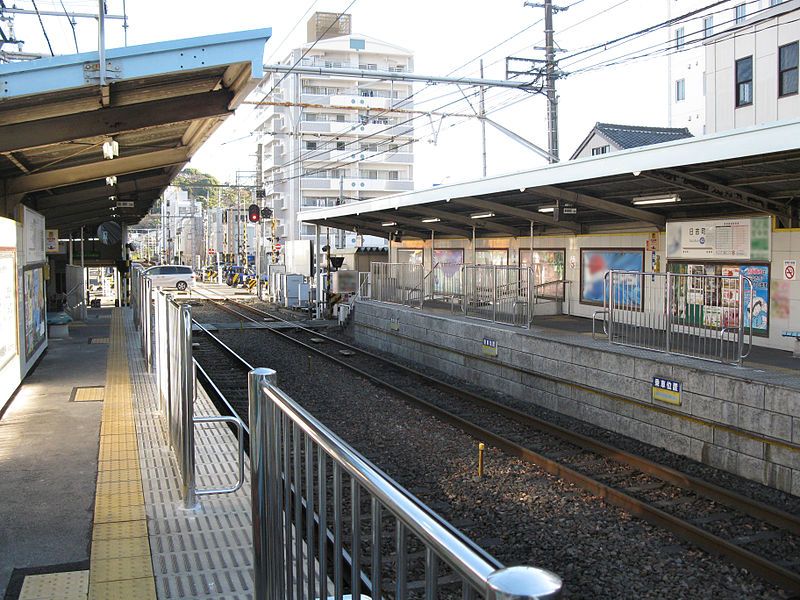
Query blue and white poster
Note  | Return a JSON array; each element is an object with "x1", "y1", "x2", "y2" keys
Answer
[
  {"x1": 581, "y1": 249, "x2": 644, "y2": 306},
  {"x1": 741, "y1": 265, "x2": 769, "y2": 334}
]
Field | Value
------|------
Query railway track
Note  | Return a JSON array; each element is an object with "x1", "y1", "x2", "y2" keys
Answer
[{"x1": 191, "y1": 294, "x2": 800, "y2": 594}]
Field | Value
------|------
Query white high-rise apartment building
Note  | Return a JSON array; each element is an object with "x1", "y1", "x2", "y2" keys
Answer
[
  {"x1": 257, "y1": 13, "x2": 414, "y2": 248},
  {"x1": 667, "y1": 0, "x2": 783, "y2": 135}
]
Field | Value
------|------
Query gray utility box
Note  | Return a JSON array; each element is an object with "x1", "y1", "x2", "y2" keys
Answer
[{"x1": 283, "y1": 274, "x2": 307, "y2": 308}]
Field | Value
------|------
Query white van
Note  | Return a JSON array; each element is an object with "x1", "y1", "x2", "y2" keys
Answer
[{"x1": 144, "y1": 265, "x2": 194, "y2": 291}]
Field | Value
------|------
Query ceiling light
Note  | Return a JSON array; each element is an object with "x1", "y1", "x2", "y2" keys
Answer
[
  {"x1": 381, "y1": 221, "x2": 397, "y2": 227},
  {"x1": 106, "y1": 176, "x2": 117, "y2": 186},
  {"x1": 538, "y1": 206, "x2": 555, "y2": 213},
  {"x1": 421, "y1": 217, "x2": 441, "y2": 223},
  {"x1": 519, "y1": 187, "x2": 526, "y2": 192},
  {"x1": 109, "y1": 195, "x2": 117, "y2": 202},
  {"x1": 102, "y1": 139, "x2": 119, "y2": 160},
  {"x1": 632, "y1": 193, "x2": 680, "y2": 205},
  {"x1": 470, "y1": 211, "x2": 494, "y2": 219}
]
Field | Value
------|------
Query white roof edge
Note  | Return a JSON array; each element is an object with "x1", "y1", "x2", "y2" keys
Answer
[{"x1": 298, "y1": 117, "x2": 800, "y2": 223}]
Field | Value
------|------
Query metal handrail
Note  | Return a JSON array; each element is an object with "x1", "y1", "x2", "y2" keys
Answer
[{"x1": 249, "y1": 367, "x2": 562, "y2": 600}]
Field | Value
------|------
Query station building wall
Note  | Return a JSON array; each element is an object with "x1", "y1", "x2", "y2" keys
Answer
[{"x1": 391, "y1": 223, "x2": 800, "y2": 353}]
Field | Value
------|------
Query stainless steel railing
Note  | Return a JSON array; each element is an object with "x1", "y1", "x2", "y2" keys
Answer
[
  {"x1": 151, "y1": 290, "x2": 245, "y2": 508},
  {"x1": 249, "y1": 367, "x2": 562, "y2": 600},
  {"x1": 463, "y1": 265, "x2": 534, "y2": 328},
  {"x1": 370, "y1": 262, "x2": 425, "y2": 308},
  {"x1": 602, "y1": 270, "x2": 754, "y2": 365}
]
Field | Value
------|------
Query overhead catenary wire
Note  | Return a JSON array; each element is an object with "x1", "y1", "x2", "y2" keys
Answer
[{"x1": 29, "y1": 0, "x2": 54, "y2": 55}]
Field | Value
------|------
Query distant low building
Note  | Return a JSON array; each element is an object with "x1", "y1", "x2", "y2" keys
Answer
[{"x1": 570, "y1": 122, "x2": 693, "y2": 160}]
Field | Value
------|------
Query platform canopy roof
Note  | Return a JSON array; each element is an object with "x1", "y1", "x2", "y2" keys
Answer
[
  {"x1": 298, "y1": 119, "x2": 800, "y2": 240},
  {"x1": 0, "y1": 28, "x2": 271, "y2": 232}
]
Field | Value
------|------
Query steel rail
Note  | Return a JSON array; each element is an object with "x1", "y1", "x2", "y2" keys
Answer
[{"x1": 202, "y1": 295, "x2": 800, "y2": 593}]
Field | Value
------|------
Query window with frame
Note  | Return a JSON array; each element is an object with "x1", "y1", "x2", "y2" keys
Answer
[
  {"x1": 388, "y1": 171, "x2": 399, "y2": 180},
  {"x1": 305, "y1": 141, "x2": 317, "y2": 150},
  {"x1": 703, "y1": 16, "x2": 713, "y2": 38},
  {"x1": 735, "y1": 3, "x2": 746, "y2": 24},
  {"x1": 770, "y1": 0, "x2": 783, "y2": 6},
  {"x1": 336, "y1": 141, "x2": 346, "y2": 151},
  {"x1": 779, "y1": 42, "x2": 799, "y2": 97},
  {"x1": 591, "y1": 145, "x2": 610, "y2": 156},
  {"x1": 675, "y1": 78, "x2": 686, "y2": 102},
  {"x1": 735, "y1": 56, "x2": 753, "y2": 107},
  {"x1": 675, "y1": 27, "x2": 685, "y2": 49}
]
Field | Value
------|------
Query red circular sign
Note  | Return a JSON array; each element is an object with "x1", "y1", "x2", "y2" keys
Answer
[
  {"x1": 274, "y1": 243, "x2": 282, "y2": 251},
  {"x1": 786, "y1": 265, "x2": 796, "y2": 280}
]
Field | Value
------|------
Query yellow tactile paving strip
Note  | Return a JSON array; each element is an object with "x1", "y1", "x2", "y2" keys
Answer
[
  {"x1": 72, "y1": 386, "x2": 105, "y2": 402},
  {"x1": 18, "y1": 571, "x2": 89, "y2": 600},
  {"x1": 87, "y1": 309, "x2": 156, "y2": 600}
]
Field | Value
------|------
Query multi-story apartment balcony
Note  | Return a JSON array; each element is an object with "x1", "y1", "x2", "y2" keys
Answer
[
  {"x1": 262, "y1": 148, "x2": 285, "y2": 170},
  {"x1": 300, "y1": 174, "x2": 413, "y2": 192}
]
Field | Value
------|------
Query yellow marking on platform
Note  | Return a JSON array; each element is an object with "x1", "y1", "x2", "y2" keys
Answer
[
  {"x1": 73, "y1": 386, "x2": 105, "y2": 402},
  {"x1": 18, "y1": 571, "x2": 89, "y2": 600},
  {"x1": 92, "y1": 520, "x2": 148, "y2": 541},
  {"x1": 87, "y1": 309, "x2": 156, "y2": 600},
  {"x1": 87, "y1": 577, "x2": 156, "y2": 600}
]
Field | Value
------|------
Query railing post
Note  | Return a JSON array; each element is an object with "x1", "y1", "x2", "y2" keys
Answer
[
  {"x1": 249, "y1": 367, "x2": 283, "y2": 600},
  {"x1": 493, "y1": 265, "x2": 497, "y2": 323},
  {"x1": 179, "y1": 303, "x2": 198, "y2": 511},
  {"x1": 665, "y1": 271, "x2": 672, "y2": 354},
  {"x1": 486, "y1": 566, "x2": 562, "y2": 600}
]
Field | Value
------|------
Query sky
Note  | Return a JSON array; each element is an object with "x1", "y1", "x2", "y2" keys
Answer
[{"x1": 4, "y1": 0, "x2": 681, "y2": 188}]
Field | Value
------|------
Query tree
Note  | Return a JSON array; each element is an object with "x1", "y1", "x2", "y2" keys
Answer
[{"x1": 171, "y1": 168, "x2": 239, "y2": 208}]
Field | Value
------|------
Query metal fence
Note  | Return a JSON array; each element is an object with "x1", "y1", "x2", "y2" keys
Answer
[
  {"x1": 370, "y1": 262, "x2": 425, "y2": 308},
  {"x1": 249, "y1": 367, "x2": 562, "y2": 600},
  {"x1": 151, "y1": 289, "x2": 245, "y2": 508},
  {"x1": 464, "y1": 265, "x2": 533, "y2": 328},
  {"x1": 600, "y1": 270, "x2": 753, "y2": 365}
]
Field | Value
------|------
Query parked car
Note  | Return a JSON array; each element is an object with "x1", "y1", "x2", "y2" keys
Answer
[{"x1": 144, "y1": 265, "x2": 194, "y2": 291}]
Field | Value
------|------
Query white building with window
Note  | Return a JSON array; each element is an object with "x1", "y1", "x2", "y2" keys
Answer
[
  {"x1": 705, "y1": 0, "x2": 800, "y2": 133},
  {"x1": 162, "y1": 187, "x2": 204, "y2": 266},
  {"x1": 256, "y1": 13, "x2": 414, "y2": 248},
  {"x1": 666, "y1": 0, "x2": 787, "y2": 135}
]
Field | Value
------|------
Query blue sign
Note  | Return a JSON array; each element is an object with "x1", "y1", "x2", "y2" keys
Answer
[{"x1": 652, "y1": 377, "x2": 682, "y2": 405}]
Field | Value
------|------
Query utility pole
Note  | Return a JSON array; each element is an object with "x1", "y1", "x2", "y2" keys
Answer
[
  {"x1": 543, "y1": 0, "x2": 559, "y2": 162},
  {"x1": 506, "y1": 1, "x2": 568, "y2": 163},
  {"x1": 480, "y1": 59, "x2": 487, "y2": 177}
]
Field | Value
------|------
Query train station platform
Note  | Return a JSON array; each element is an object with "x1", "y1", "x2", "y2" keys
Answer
[
  {"x1": 0, "y1": 308, "x2": 252, "y2": 600},
  {"x1": 351, "y1": 299, "x2": 800, "y2": 496}
]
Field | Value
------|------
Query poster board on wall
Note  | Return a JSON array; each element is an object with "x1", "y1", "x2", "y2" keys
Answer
[
  {"x1": 0, "y1": 247, "x2": 17, "y2": 371},
  {"x1": 22, "y1": 206, "x2": 46, "y2": 265},
  {"x1": 665, "y1": 217, "x2": 770, "y2": 261},
  {"x1": 23, "y1": 266, "x2": 46, "y2": 360},
  {"x1": 580, "y1": 248, "x2": 644, "y2": 306},
  {"x1": 519, "y1": 249, "x2": 566, "y2": 284}
]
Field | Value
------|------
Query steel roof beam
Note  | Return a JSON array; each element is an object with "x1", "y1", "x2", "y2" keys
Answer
[
  {"x1": 641, "y1": 169, "x2": 792, "y2": 223},
  {"x1": 0, "y1": 90, "x2": 234, "y2": 154},
  {"x1": 535, "y1": 185, "x2": 666, "y2": 228},
  {"x1": 321, "y1": 216, "x2": 418, "y2": 239},
  {"x1": 6, "y1": 147, "x2": 190, "y2": 195},
  {"x1": 452, "y1": 196, "x2": 582, "y2": 233},
  {"x1": 30, "y1": 174, "x2": 171, "y2": 208},
  {"x1": 412, "y1": 205, "x2": 521, "y2": 235},
  {"x1": 372, "y1": 212, "x2": 472, "y2": 237}
]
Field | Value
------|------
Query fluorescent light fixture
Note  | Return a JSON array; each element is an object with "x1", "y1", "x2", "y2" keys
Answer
[
  {"x1": 421, "y1": 217, "x2": 441, "y2": 223},
  {"x1": 108, "y1": 195, "x2": 117, "y2": 202},
  {"x1": 632, "y1": 193, "x2": 680, "y2": 205},
  {"x1": 538, "y1": 206, "x2": 555, "y2": 213},
  {"x1": 106, "y1": 176, "x2": 117, "y2": 186},
  {"x1": 470, "y1": 211, "x2": 494, "y2": 219},
  {"x1": 381, "y1": 221, "x2": 397, "y2": 227},
  {"x1": 102, "y1": 139, "x2": 119, "y2": 160}
]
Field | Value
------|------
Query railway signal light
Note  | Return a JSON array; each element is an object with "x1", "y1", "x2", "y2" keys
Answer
[
  {"x1": 261, "y1": 207, "x2": 273, "y2": 219},
  {"x1": 248, "y1": 204, "x2": 260, "y2": 223}
]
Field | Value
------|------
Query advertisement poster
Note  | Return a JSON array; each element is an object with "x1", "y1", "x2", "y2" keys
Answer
[
  {"x1": 23, "y1": 267, "x2": 46, "y2": 360},
  {"x1": 741, "y1": 265, "x2": 770, "y2": 335},
  {"x1": 23, "y1": 206, "x2": 46, "y2": 265},
  {"x1": 519, "y1": 249, "x2": 565, "y2": 285},
  {"x1": 0, "y1": 251, "x2": 17, "y2": 370},
  {"x1": 432, "y1": 249, "x2": 464, "y2": 294},
  {"x1": 581, "y1": 249, "x2": 644, "y2": 306},
  {"x1": 45, "y1": 229, "x2": 60, "y2": 254},
  {"x1": 666, "y1": 217, "x2": 770, "y2": 261},
  {"x1": 475, "y1": 248, "x2": 508, "y2": 265}
]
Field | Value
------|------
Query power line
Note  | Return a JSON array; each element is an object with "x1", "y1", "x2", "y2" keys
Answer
[{"x1": 29, "y1": 0, "x2": 54, "y2": 56}]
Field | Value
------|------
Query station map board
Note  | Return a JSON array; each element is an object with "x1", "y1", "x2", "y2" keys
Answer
[{"x1": 666, "y1": 217, "x2": 770, "y2": 261}]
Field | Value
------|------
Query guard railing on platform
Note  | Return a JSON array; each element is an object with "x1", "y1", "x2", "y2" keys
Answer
[
  {"x1": 370, "y1": 262, "x2": 424, "y2": 308},
  {"x1": 248, "y1": 367, "x2": 563, "y2": 600},
  {"x1": 151, "y1": 289, "x2": 245, "y2": 508},
  {"x1": 598, "y1": 270, "x2": 754, "y2": 366},
  {"x1": 369, "y1": 262, "x2": 535, "y2": 329}
]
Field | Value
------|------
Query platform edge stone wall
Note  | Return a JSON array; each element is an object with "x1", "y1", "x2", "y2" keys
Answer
[{"x1": 353, "y1": 300, "x2": 800, "y2": 497}]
